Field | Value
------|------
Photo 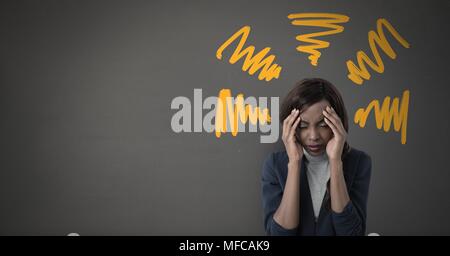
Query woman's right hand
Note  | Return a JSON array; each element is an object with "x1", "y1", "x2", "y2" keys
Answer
[{"x1": 282, "y1": 108, "x2": 303, "y2": 163}]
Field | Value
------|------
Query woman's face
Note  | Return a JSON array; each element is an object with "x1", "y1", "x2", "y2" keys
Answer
[{"x1": 296, "y1": 99, "x2": 333, "y2": 156}]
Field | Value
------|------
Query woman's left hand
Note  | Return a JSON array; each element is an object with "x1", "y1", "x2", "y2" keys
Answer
[{"x1": 323, "y1": 106, "x2": 347, "y2": 161}]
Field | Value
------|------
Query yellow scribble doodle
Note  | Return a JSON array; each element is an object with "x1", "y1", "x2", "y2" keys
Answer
[
  {"x1": 216, "y1": 26, "x2": 281, "y2": 82},
  {"x1": 347, "y1": 18, "x2": 410, "y2": 85},
  {"x1": 215, "y1": 89, "x2": 271, "y2": 138},
  {"x1": 354, "y1": 90, "x2": 410, "y2": 144},
  {"x1": 287, "y1": 13, "x2": 350, "y2": 66}
]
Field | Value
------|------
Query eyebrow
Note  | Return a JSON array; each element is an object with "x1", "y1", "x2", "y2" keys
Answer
[{"x1": 300, "y1": 116, "x2": 325, "y2": 124}]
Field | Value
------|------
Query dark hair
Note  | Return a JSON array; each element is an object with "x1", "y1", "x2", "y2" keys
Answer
[{"x1": 280, "y1": 78, "x2": 350, "y2": 159}]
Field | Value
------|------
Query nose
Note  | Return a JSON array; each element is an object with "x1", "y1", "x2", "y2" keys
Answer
[{"x1": 308, "y1": 127, "x2": 320, "y2": 141}]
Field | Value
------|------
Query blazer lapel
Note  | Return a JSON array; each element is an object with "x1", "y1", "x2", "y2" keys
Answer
[{"x1": 299, "y1": 157, "x2": 316, "y2": 234}]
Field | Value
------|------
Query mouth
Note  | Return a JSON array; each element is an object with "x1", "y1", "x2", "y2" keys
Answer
[{"x1": 306, "y1": 144, "x2": 323, "y2": 154}]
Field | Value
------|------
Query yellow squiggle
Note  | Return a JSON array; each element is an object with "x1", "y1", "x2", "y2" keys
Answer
[
  {"x1": 215, "y1": 89, "x2": 271, "y2": 138},
  {"x1": 216, "y1": 26, "x2": 281, "y2": 82},
  {"x1": 287, "y1": 13, "x2": 350, "y2": 66},
  {"x1": 354, "y1": 90, "x2": 410, "y2": 144},
  {"x1": 346, "y1": 18, "x2": 410, "y2": 85}
]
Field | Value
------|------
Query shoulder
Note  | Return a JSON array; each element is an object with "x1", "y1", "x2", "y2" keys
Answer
[
  {"x1": 263, "y1": 150, "x2": 289, "y2": 169},
  {"x1": 344, "y1": 147, "x2": 372, "y2": 178},
  {"x1": 261, "y1": 150, "x2": 289, "y2": 179},
  {"x1": 345, "y1": 147, "x2": 371, "y2": 166},
  {"x1": 346, "y1": 147, "x2": 372, "y2": 164}
]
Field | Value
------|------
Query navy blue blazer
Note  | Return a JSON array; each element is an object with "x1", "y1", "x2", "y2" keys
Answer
[{"x1": 261, "y1": 148, "x2": 371, "y2": 236}]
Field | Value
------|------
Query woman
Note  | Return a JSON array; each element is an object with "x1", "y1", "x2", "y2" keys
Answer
[{"x1": 261, "y1": 78, "x2": 371, "y2": 236}]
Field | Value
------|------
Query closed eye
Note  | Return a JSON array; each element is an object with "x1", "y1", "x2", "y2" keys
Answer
[
  {"x1": 299, "y1": 122, "x2": 308, "y2": 129},
  {"x1": 298, "y1": 120, "x2": 328, "y2": 129},
  {"x1": 319, "y1": 122, "x2": 328, "y2": 127}
]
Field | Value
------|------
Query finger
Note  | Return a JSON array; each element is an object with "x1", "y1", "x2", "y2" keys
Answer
[
  {"x1": 323, "y1": 115, "x2": 338, "y2": 136},
  {"x1": 290, "y1": 114, "x2": 301, "y2": 139},
  {"x1": 287, "y1": 109, "x2": 299, "y2": 127},
  {"x1": 283, "y1": 109, "x2": 297, "y2": 138},
  {"x1": 328, "y1": 106, "x2": 345, "y2": 132},
  {"x1": 283, "y1": 109, "x2": 295, "y2": 136},
  {"x1": 322, "y1": 107, "x2": 338, "y2": 124},
  {"x1": 323, "y1": 108, "x2": 343, "y2": 135},
  {"x1": 286, "y1": 109, "x2": 300, "y2": 138}
]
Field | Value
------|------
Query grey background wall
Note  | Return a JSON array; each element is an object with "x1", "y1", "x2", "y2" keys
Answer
[{"x1": 1, "y1": 0, "x2": 449, "y2": 235}]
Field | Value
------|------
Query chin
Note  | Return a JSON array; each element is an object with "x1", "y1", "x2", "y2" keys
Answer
[{"x1": 307, "y1": 149, "x2": 325, "y2": 156}]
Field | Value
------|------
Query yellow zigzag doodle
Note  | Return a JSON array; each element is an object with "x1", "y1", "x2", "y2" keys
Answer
[
  {"x1": 354, "y1": 90, "x2": 409, "y2": 144},
  {"x1": 216, "y1": 26, "x2": 281, "y2": 82},
  {"x1": 215, "y1": 89, "x2": 271, "y2": 138},
  {"x1": 287, "y1": 13, "x2": 350, "y2": 66},
  {"x1": 346, "y1": 18, "x2": 410, "y2": 85}
]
